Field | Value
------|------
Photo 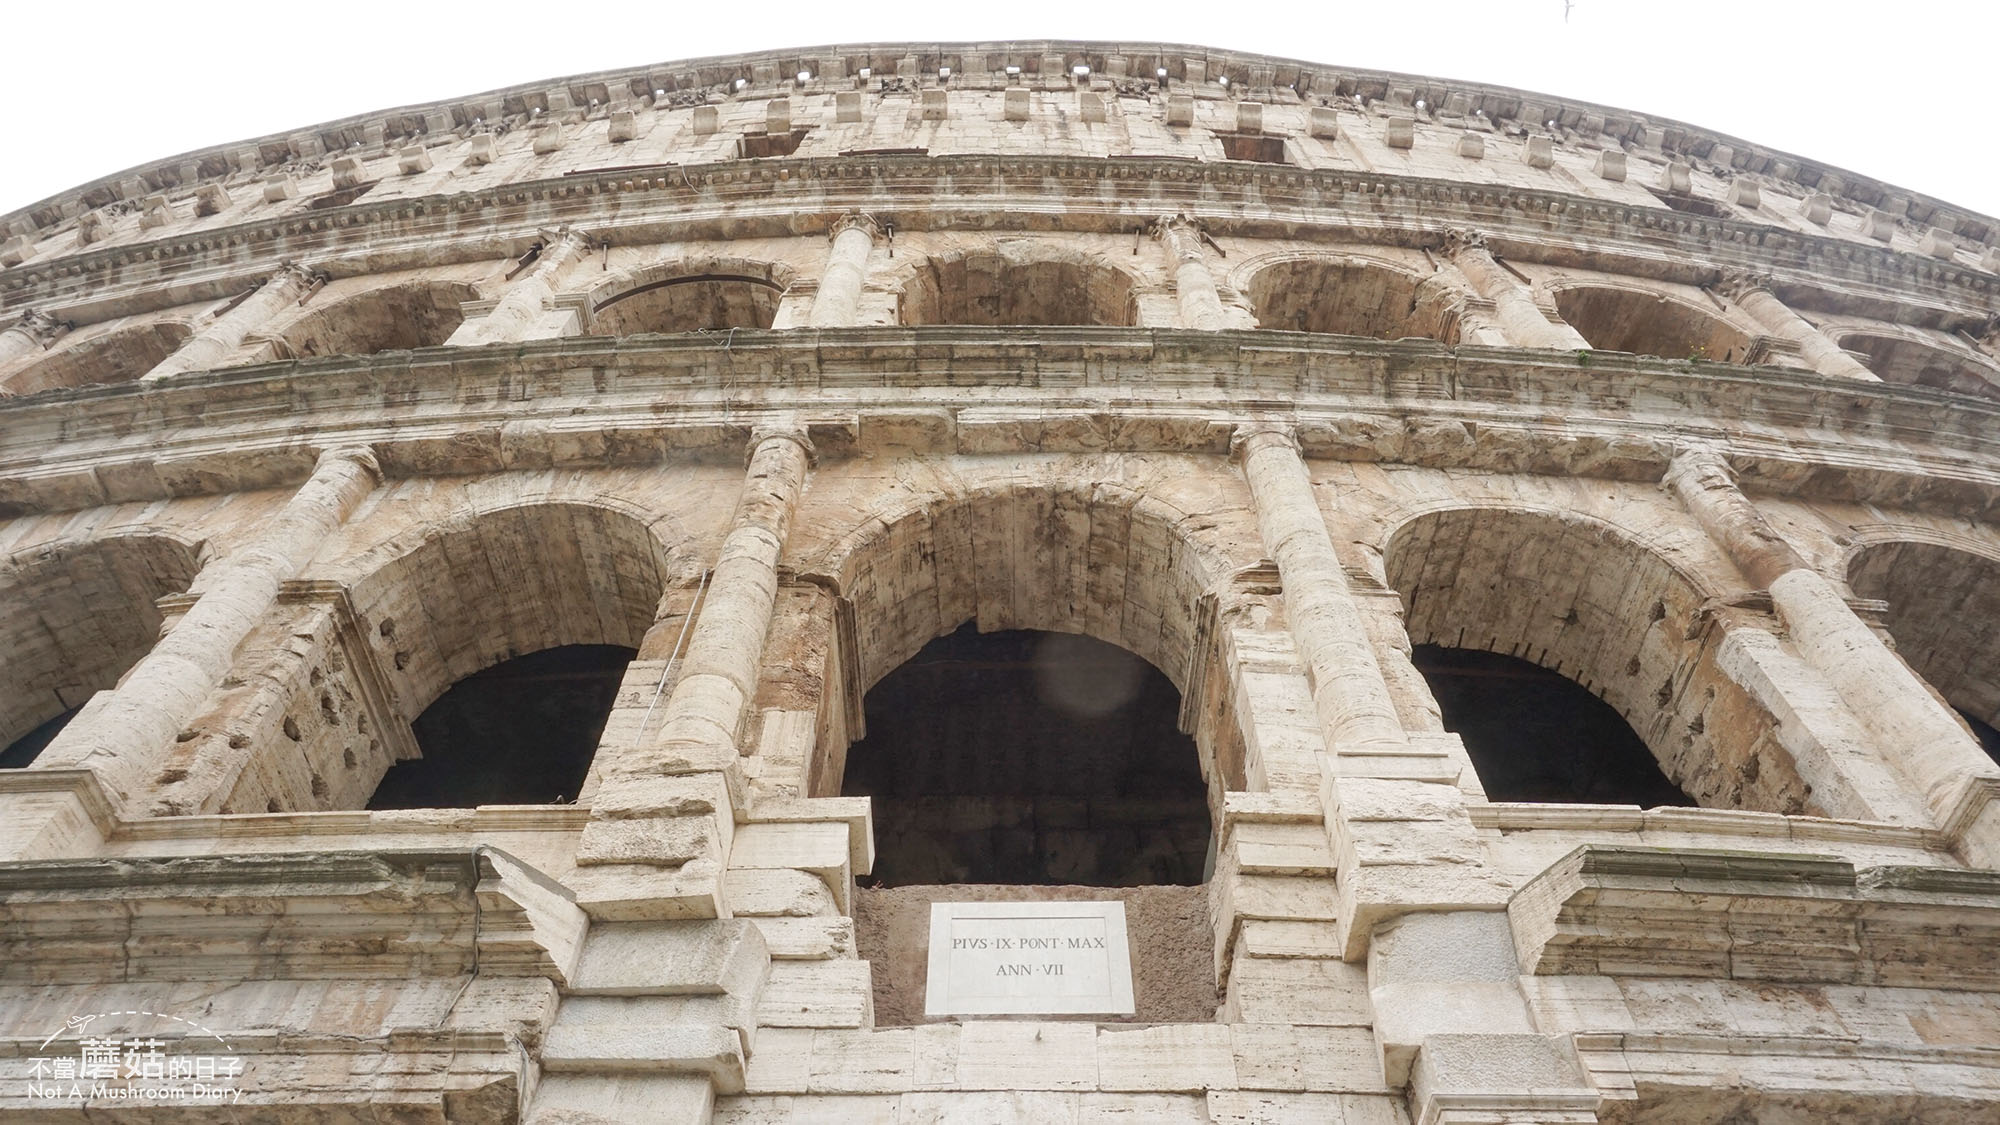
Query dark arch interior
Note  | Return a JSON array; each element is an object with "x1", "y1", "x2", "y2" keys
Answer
[
  {"x1": 2, "y1": 705, "x2": 84, "y2": 769},
  {"x1": 366, "y1": 643, "x2": 633, "y2": 809},
  {"x1": 1414, "y1": 644, "x2": 1696, "y2": 807},
  {"x1": 842, "y1": 624, "x2": 1210, "y2": 886},
  {"x1": 1841, "y1": 333, "x2": 1999, "y2": 399},
  {"x1": 590, "y1": 275, "x2": 781, "y2": 335},
  {"x1": 1959, "y1": 709, "x2": 2000, "y2": 766},
  {"x1": 1555, "y1": 287, "x2": 1754, "y2": 363}
]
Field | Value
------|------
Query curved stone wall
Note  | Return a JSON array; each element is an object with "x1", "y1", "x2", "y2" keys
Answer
[{"x1": 0, "y1": 40, "x2": 1998, "y2": 1125}]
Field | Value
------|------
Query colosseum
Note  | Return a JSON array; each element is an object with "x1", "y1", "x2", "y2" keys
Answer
[{"x1": 1, "y1": 39, "x2": 1998, "y2": 1124}]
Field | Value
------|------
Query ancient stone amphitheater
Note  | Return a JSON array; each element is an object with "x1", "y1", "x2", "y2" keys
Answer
[{"x1": 2, "y1": 39, "x2": 1998, "y2": 1124}]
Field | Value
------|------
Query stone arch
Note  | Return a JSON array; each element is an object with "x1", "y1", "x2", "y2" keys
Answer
[
  {"x1": 585, "y1": 256, "x2": 797, "y2": 336},
  {"x1": 186, "y1": 499, "x2": 679, "y2": 814},
  {"x1": 1847, "y1": 537, "x2": 2000, "y2": 753},
  {"x1": 262, "y1": 280, "x2": 482, "y2": 360},
  {"x1": 0, "y1": 533, "x2": 202, "y2": 763},
  {"x1": 1831, "y1": 328, "x2": 2000, "y2": 398},
  {"x1": 341, "y1": 499, "x2": 676, "y2": 722},
  {"x1": 1237, "y1": 253, "x2": 1461, "y2": 342},
  {"x1": 1383, "y1": 505, "x2": 1809, "y2": 811},
  {"x1": 893, "y1": 245, "x2": 1140, "y2": 327},
  {"x1": 811, "y1": 480, "x2": 1230, "y2": 696},
  {"x1": 810, "y1": 478, "x2": 1231, "y2": 889},
  {"x1": 0, "y1": 320, "x2": 191, "y2": 395},
  {"x1": 1552, "y1": 283, "x2": 1757, "y2": 363}
]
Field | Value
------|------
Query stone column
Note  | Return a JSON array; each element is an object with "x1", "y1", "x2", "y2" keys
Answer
[
  {"x1": 140, "y1": 265, "x2": 318, "y2": 382},
  {"x1": 1159, "y1": 215, "x2": 1227, "y2": 330},
  {"x1": 446, "y1": 230, "x2": 588, "y2": 346},
  {"x1": 576, "y1": 425, "x2": 816, "y2": 918},
  {"x1": 806, "y1": 214, "x2": 879, "y2": 327},
  {"x1": 0, "y1": 309, "x2": 68, "y2": 369},
  {"x1": 1666, "y1": 447, "x2": 2000, "y2": 864},
  {"x1": 1444, "y1": 229, "x2": 1591, "y2": 350},
  {"x1": 34, "y1": 446, "x2": 380, "y2": 804},
  {"x1": 1721, "y1": 273, "x2": 1880, "y2": 382},
  {"x1": 1234, "y1": 426, "x2": 1407, "y2": 752},
  {"x1": 1235, "y1": 424, "x2": 1506, "y2": 962}
]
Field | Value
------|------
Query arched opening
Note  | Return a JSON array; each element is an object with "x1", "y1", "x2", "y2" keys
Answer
[
  {"x1": 1848, "y1": 540, "x2": 2000, "y2": 764},
  {"x1": 188, "y1": 502, "x2": 671, "y2": 814},
  {"x1": 367, "y1": 643, "x2": 634, "y2": 808},
  {"x1": 807, "y1": 480, "x2": 1235, "y2": 1025},
  {"x1": 590, "y1": 274, "x2": 782, "y2": 335},
  {"x1": 0, "y1": 535, "x2": 201, "y2": 766},
  {"x1": 843, "y1": 624, "x2": 1209, "y2": 886},
  {"x1": 1, "y1": 321, "x2": 190, "y2": 395},
  {"x1": 1245, "y1": 259, "x2": 1459, "y2": 342},
  {"x1": 1839, "y1": 333, "x2": 2000, "y2": 398},
  {"x1": 1554, "y1": 286, "x2": 1756, "y2": 363},
  {"x1": 1413, "y1": 644, "x2": 1693, "y2": 805},
  {"x1": 1386, "y1": 507, "x2": 1798, "y2": 811},
  {"x1": 270, "y1": 281, "x2": 480, "y2": 359},
  {"x1": 897, "y1": 251, "x2": 1138, "y2": 327}
]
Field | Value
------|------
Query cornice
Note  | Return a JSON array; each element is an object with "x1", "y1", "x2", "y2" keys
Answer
[
  {"x1": 4, "y1": 154, "x2": 1995, "y2": 326},
  {"x1": 2, "y1": 328, "x2": 1998, "y2": 522},
  {"x1": 5, "y1": 40, "x2": 1991, "y2": 250}
]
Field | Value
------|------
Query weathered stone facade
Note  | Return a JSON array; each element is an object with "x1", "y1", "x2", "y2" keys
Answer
[{"x1": 2, "y1": 40, "x2": 1999, "y2": 1123}]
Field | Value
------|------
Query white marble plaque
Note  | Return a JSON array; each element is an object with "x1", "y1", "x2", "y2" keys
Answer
[{"x1": 923, "y1": 901, "x2": 1135, "y2": 1016}]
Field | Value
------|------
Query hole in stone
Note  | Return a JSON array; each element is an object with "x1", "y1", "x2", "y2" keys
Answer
[
  {"x1": 1217, "y1": 133, "x2": 1288, "y2": 163},
  {"x1": 1414, "y1": 644, "x2": 1695, "y2": 806},
  {"x1": 842, "y1": 624, "x2": 1211, "y2": 887},
  {"x1": 367, "y1": 643, "x2": 632, "y2": 809},
  {"x1": 738, "y1": 129, "x2": 810, "y2": 159}
]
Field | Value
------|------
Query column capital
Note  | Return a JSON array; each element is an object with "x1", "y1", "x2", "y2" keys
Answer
[
  {"x1": 271, "y1": 261, "x2": 329, "y2": 296},
  {"x1": 1229, "y1": 422, "x2": 1299, "y2": 464},
  {"x1": 315, "y1": 443, "x2": 383, "y2": 481},
  {"x1": 828, "y1": 212, "x2": 881, "y2": 243},
  {"x1": 1717, "y1": 271, "x2": 1777, "y2": 302},
  {"x1": 1441, "y1": 227, "x2": 1490, "y2": 256},
  {"x1": 1155, "y1": 213, "x2": 1208, "y2": 259},
  {"x1": 748, "y1": 423, "x2": 816, "y2": 467},
  {"x1": 6, "y1": 308, "x2": 72, "y2": 345},
  {"x1": 1662, "y1": 442, "x2": 1735, "y2": 491}
]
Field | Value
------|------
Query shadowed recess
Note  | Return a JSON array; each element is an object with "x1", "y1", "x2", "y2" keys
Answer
[
  {"x1": 897, "y1": 253, "x2": 1137, "y2": 327},
  {"x1": 2, "y1": 706, "x2": 83, "y2": 769},
  {"x1": 1, "y1": 322, "x2": 191, "y2": 395},
  {"x1": 366, "y1": 643, "x2": 633, "y2": 809},
  {"x1": 590, "y1": 275, "x2": 781, "y2": 335},
  {"x1": 1414, "y1": 644, "x2": 1695, "y2": 806},
  {"x1": 842, "y1": 624, "x2": 1210, "y2": 887},
  {"x1": 1247, "y1": 259, "x2": 1459, "y2": 342},
  {"x1": 1555, "y1": 286, "x2": 1754, "y2": 362},
  {"x1": 1848, "y1": 540, "x2": 2000, "y2": 748},
  {"x1": 1961, "y1": 710, "x2": 2000, "y2": 766},
  {"x1": 1840, "y1": 333, "x2": 2000, "y2": 399},
  {"x1": 0, "y1": 534, "x2": 201, "y2": 763}
]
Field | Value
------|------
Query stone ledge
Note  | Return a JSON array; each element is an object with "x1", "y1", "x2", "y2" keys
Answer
[
  {"x1": 0, "y1": 846, "x2": 586, "y2": 985},
  {"x1": 5, "y1": 330, "x2": 2000, "y2": 525},
  {"x1": 1508, "y1": 844, "x2": 2000, "y2": 989}
]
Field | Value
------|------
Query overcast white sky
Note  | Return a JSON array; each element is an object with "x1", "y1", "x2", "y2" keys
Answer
[{"x1": 6, "y1": 1, "x2": 1996, "y2": 218}]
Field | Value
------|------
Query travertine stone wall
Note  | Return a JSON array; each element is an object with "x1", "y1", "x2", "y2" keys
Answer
[{"x1": 1, "y1": 39, "x2": 1998, "y2": 1125}]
